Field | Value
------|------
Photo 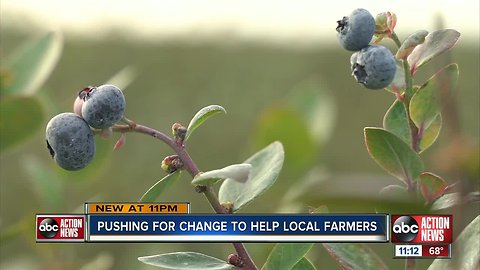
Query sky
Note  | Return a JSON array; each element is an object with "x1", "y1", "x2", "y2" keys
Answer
[{"x1": 1, "y1": 0, "x2": 479, "y2": 45}]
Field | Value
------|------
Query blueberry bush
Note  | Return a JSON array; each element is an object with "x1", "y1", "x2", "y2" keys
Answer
[{"x1": 1, "y1": 7, "x2": 478, "y2": 270}]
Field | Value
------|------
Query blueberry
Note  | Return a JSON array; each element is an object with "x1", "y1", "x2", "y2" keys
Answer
[
  {"x1": 336, "y1": 9, "x2": 375, "y2": 51},
  {"x1": 81, "y1": 85, "x2": 126, "y2": 129},
  {"x1": 350, "y1": 45, "x2": 396, "y2": 89},
  {"x1": 46, "y1": 113, "x2": 95, "y2": 170}
]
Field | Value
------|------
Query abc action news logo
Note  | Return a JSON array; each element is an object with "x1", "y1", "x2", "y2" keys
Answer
[
  {"x1": 391, "y1": 215, "x2": 452, "y2": 244},
  {"x1": 36, "y1": 215, "x2": 85, "y2": 242}
]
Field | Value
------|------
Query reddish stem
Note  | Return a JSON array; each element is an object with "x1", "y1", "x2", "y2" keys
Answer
[{"x1": 112, "y1": 123, "x2": 258, "y2": 270}]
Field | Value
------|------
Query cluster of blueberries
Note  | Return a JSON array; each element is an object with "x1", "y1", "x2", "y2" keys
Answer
[
  {"x1": 46, "y1": 85, "x2": 126, "y2": 170},
  {"x1": 45, "y1": 9, "x2": 394, "y2": 171},
  {"x1": 336, "y1": 9, "x2": 396, "y2": 89}
]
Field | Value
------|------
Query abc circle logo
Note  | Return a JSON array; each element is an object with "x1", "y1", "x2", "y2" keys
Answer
[
  {"x1": 38, "y1": 218, "x2": 59, "y2": 238},
  {"x1": 392, "y1": 216, "x2": 418, "y2": 242}
]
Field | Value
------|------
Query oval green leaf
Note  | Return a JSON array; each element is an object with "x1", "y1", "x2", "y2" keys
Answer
[
  {"x1": 419, "y1": 172, "x2": 446, "y2": 203},
  {"x1": 185, "y1": 105, "x2": 226, "y2": 141},
  {"x1": 386, "y1": 63, "x2": 406, "y2": 93},
  {"x1": 23, "y1": 156, "x2": 63, "y2": 209},
  {"x1": 138, "y1": 252, "x2": 234, "y2": 270},
  {"x1": 0, "y1": 96, "x2": 44, "y2": 153},
  {"x1": 192, "y1": 164, "x2": 252, "y2": 186},
  {"x1": 396, "y1": 30, "x2": 429, "y2": 60},
  {"x1": 410, "y1": 64, "x2": 458, "y2": 152},
  {"x1": 104, "y1": 66, "x2": 137, "y2": 91},
  {"x1": 379, "y1": 184, "x2": 408, "y2": 199},
  {"x1": 428, "y1": 215, "x2": 480, "y2": 270},
  {"x1": 364, "y1": 128, "x2": 424, "y2": 185},
  {"x1": 263, "y1": 243, "x2": 314, "y2": 270},
  {"x1": 287, "y1": 79, "x2": 336, "y2": 145},
  {"x1": 323, "y1": 244, "x2": 389, "y2": 270},
  {"x1": 219, "y1": 141, "x2": 284, "y2": 212},
  {"x1": 140, "y1": 171, "x2": 182, "y2": 202},
  {"x1": 383, "y1": 99, "x2": 411, "y2": 145},
  {"x1": 251, "y1": 105, "x2": 315, "y2": 176},
  {"x1": 284, "y1": 174, "x2": 429, "y2": 214},
  {"x1": 1, "y1": 31, "x2": 63, "y2": 96},
  {"x1": 419, "y1": 114, "x2": 442, "y2": 152},
  {"x1": 410, "y1": 80, "x2": 439, "y2": 129},
  {"x1": 407, "y1": 29, "x2": 460, "y2": 74},
  {"x1": 431, "y1": 192, "x2": 480, "y2": 211},
  {"x1": 291, "y1": 257, "x2": 316, "y2": 270}
]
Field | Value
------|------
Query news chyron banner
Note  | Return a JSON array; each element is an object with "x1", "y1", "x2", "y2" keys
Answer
[
  {"x1": 36, "y1": 202, "x2": 389, "y2": 243},
  {"x1": 87, "y1": 214, "x2": 388, "y2": 242},
  {"x1": 391, "y1": 215, "x2": 453, "y2": 258}
]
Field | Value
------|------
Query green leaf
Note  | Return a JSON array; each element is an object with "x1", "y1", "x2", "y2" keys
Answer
[
  {"x1": 431, "y1": 193, "x2": 459, "y2": 210},
  {"x1": 407, "y1": 29, "x2": 460, "y2": 74},
  {"x1": 410, "y1": 84, "x2": 439, "y2": 130},
  {"x1": 287, "y1": 79, "x2": 336, "y2": 145},
  {"x1": 383, "y1": 99, "x2": 411, "y2": 145},
  {"x1": 364, "y1": 128, "x2": 424, "y2": 185},
  {"x1": 323, "y1": 244, "x2": 389, "y2": 270},
  {"x1": 0, "y1": 96, "x2": 44, "y2": 153},
  {"x1": 428, "y1": 215, "x2": 480, "y2": 270},
  {"x1": 410, "y1": 80, "x2": 439, "y2": 129},
  {"x1": 140, "y1": 171, "x2": 182, "y2": 202},
  {"x1": 263, "y1": 243, "x2": 313, "y2": 270},
  {"x1": 310, "y1": 205, "x2": 329, "y2": 214},
  {"x1": 138, "y1": 252, "x2": 234, "y2": 270},
  {"x1": 219, "y1": 141, "x2": 284, "y2": 212},
  {"x1": 192, "y1": 164, "x2": 252, "y2": 186},
  {"x1": 104, "y1": 66, "x2": 137, "y2": 91},
  {"x1": 311, "y1": 203, "x2": 387, "y2": 270},
  {"x1": 379, "y1": 185, "x2": 407, "y2": 199},
  {"x1": 185, "y1": 105, "x2": 226, "y2": 141},
  {"x1": 410, "y1": 64, "x2": 458, "y2": 152},
  {"x1": 386, "y1": 63, "x2": 406, "y2": 92},
  {"x1": 23, "y1": 156, "x2": 63, "y2": 209},
  {"x1": 283, "y1": 172, "x2": 429, "y2": 214},
  {"x1": 419, "y1": 114, "x2": 442, "y2": 152},
  {"x1": 251, "y1": 105, "x2": 315, "y2": 176},
  {"x1": 419, "y1": 172, "x2": 446, "y2": 203},
  {"x1": 291, "y1": 258, "x2": 316, "y2": 270},
  {"x1": 431, "y1": 192, "x2": 480, "y2": 211},
  {"x1": 396, "y1": 30, "x2": 429, "y2": 60},
  {"x1": 1, "y1": 31, "x2": 63, "y2": 96}
]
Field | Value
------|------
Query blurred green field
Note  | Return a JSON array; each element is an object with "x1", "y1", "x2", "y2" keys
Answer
[{"x1": 0, "y1": 30, "x2": 478, "y2": 270}]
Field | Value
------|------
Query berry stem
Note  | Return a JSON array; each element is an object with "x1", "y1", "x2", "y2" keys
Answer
[
  {"x1": 112, "y1": 122, "x2": 258, "y2": 270},
  {"x1": 391, "y1": 32, "x2": 421, "y2": 153}
]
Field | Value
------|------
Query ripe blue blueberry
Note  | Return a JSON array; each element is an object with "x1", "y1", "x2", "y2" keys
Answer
[
  {"x1": 46, "y1": 113, "x2": 95, "y2": 171},
  {"x1": 336, "y1": 9, "x2": 375, "y2": 51},
  {"x1": 81, "y1": 85, "x2": 126, "y2": 129},
  {"x1": 350, "y1": 45, "x2": 396, "y2": 89}
]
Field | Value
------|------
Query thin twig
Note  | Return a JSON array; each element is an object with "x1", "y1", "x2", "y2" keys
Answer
[
  {"x1": 391, "y1": 33, "x2": 421, "y2": 153},
  {"x1": 112, "y1": 122, "x2": 258, "y2": 270}
]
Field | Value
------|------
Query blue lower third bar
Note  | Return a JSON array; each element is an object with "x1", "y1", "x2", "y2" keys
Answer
[
  {"x1": 87, "y1": 214, "x2": 389, "y2": 242},
  {"x1": 86, "y1": 214, "x2": 389, "y2": 242}
]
